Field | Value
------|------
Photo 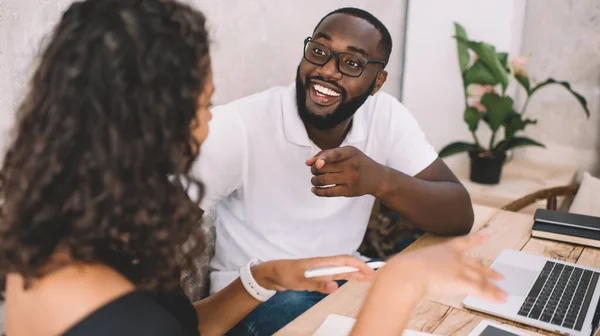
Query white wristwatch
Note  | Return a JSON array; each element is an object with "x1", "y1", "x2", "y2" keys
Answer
[{"x1": 239, "y1": 259, "x2": 277, "y2": 302}]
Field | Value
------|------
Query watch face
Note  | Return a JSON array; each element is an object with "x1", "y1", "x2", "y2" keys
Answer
[{"x1": 478, "y1": 325, "x2": 521, "y2": 336}]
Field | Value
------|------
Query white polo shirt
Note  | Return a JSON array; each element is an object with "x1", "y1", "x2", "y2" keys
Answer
[{"x1": 191, "y1": 83, "x2": 438, "y2": 294}]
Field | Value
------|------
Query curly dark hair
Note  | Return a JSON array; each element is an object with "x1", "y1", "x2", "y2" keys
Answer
[{"x1": 0, "y1": 0, "x2": 210, "y2": 295}]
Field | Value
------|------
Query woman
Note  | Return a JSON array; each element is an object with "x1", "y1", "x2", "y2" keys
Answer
[{"x1": 0, "y1": 0, "x2": 505, "y2": 335}]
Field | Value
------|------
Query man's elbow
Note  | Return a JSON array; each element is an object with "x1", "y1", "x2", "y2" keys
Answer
[
  {"x1": 456, "y1": 191, "x2": 475, "y2": 235},
  {"x1": 457, "y1": 204, "x2": 475, "y2": 235},
  {"x1": 445, "y1": 191, "x2": 475, "y2": 236}
]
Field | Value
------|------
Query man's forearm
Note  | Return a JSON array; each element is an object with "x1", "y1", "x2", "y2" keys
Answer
[{"x1": 374, "y1": 166, "x2": 474, "y2": 236}]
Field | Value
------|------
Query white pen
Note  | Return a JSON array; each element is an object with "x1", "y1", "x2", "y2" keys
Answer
[{"x1": 304, "y1": 261, "x2": 386, "y2": 278}]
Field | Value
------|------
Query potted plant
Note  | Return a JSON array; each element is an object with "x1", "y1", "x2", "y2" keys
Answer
[{"x1": 439, "y1": 23, "x2": 590, "y2": 184}]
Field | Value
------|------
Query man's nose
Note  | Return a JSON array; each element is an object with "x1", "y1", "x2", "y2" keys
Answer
[{"x1": 318, "y1": 55, "x2": 343, "y2": 80}]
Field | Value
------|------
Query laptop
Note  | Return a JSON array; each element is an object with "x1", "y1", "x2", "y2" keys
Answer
[{"x1": 463, "y1": 249, "x2": 600, "y2": 336}]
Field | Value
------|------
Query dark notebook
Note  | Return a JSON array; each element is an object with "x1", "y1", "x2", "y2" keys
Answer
[{"x1": 532, "y1": 209, "x2": 600, "y2": 248}]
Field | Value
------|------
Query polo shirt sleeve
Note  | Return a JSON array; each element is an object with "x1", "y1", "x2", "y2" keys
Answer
[
  {"x1": 384, "y1": 99, "x2": 438, "y2": 177},
  {"x1": 189, "y1": 108, "x2": 246, "y2": 210}
]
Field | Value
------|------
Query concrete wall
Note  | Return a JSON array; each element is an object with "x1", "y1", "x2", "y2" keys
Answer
[
  {"x1": 0, "y1": 0, "x2": 408, "y2": 155},
  {"x1": 0, "y1": 0, "x2": 73, "y2": 156},
  {"x1": 194, "y1": 0, "x2": 408, "y2": 105},
  {"x1": 516, "y1": 0, "x2": 600, "y2": 176}
]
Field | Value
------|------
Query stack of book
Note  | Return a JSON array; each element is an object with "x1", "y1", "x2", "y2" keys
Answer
[{"x1": 532, "y1": 209, "x2": 600, "y2": 248}]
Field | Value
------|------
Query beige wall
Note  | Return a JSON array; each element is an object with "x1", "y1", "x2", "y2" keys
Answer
[
  {"x1": 401, "y1": 0, "x2": 526, "y2": 157},
  {"x1": 402, "y1": 0, "x2": 599, "y2": 177},
  {"x1": 0, "y1": 0, "x2": 408, "y2": 155},
  {"x1": 193, "y1": 0, "x2": 408, "y2": 105},
  {"x1": 516, "y1": 0, "x2": 600, "y2": 176}
]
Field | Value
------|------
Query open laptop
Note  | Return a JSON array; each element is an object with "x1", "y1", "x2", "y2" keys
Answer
[{"x1": 463, "y1": 249, "x2": 600, "y2": 336}]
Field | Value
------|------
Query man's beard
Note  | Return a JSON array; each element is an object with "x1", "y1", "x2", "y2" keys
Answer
[{"x1": 295, "y1": 66, "x2": 376, "y2": 130}]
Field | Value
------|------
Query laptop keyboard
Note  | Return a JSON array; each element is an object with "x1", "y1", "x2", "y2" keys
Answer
[{"x1": 517, "y1": 261, "x2": 600, "y2": 331}]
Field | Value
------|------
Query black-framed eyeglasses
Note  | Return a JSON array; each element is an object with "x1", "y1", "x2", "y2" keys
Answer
[{"x1": 302, "y1": 37, "x2": 386, "y2": 77}]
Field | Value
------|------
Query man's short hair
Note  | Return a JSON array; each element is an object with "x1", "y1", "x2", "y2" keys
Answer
[{"x1": 313, "y1": 7, "x2": 392, "y2": 65}]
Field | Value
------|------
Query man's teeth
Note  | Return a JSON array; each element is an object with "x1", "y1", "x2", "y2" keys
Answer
[{"x1": 313, "y1": 84, "x2": 340, "y2": 97}]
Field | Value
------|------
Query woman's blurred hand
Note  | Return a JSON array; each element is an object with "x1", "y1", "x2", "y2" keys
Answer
[
  {"x1": 378, "y1": 233, "x2": 506, "y2": 302},
  {"x1": 350, "y1": 234, "x2": 507, "y2": 336}
]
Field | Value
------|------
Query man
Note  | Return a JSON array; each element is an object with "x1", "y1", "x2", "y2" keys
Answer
[{"x1": 192, "y1": 7, "x2": 474, "y2": 335}]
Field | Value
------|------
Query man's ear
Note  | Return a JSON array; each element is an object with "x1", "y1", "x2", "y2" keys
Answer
[{"x1": 370, "y1": 70, "x2": 387, "y2": 95}]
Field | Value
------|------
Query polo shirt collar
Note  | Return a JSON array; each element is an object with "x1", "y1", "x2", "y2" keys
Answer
[{"x1": 282, "y1": 83, "x2": 367, "y2": 148}]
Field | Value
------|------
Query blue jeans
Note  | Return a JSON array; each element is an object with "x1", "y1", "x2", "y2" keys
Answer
[{"x1": 226, "y1": 281, "x2": 347, "y2": 336}]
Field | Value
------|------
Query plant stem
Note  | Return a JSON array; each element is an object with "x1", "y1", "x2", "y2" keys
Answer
[
  {"x1": 520, "y1": 95, "x2": 532, "y2": 115},
  {"x1": 489, "y1": 131, "x2": 497, "y2": 152},
  {"x1": 471, "y1": 131, "x2": 482, "y2": 149}
]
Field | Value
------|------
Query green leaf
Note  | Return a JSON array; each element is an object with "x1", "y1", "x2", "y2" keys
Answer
[
  {"x1": 463, "y1": 106, "x2": 483, "y2": 132},
  {"x1": 531, "y1": 78, "x2": 590, "y2": 118},
  {"x1": 464, "y1": 107, "x2": 483, "y2": 132},
  {"x1": 454, "y1": 22, "x2": 470, "y2": 74},
  {"x1": 480, "y1": 93, "x2": 514, "y2": 132},
  {"x1": 464, "y1": 60, "x2": 500, "y2": 86},
  {"x1": 439, "y1": 142, "x2": 480, "y2": 158},
  {"x1": 515, "y1": 74, "x2": 531, "y2": 95},
  {"x1": 504, "y1": 112, "x2": 537, "y2": 138},
  {"x1": 494, "y1": 136, "x2": 545, "y2": 153},
  {"x1": 497, "y1": 52, "x2": 508, "y2": 70},
  {"x1": 456, "y1": 36, "x2": 509, "y2": 92}
]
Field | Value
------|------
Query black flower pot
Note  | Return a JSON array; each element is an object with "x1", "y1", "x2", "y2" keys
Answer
[{"x1": 468, "y1": 151, "x2": 506, "y2": 185}]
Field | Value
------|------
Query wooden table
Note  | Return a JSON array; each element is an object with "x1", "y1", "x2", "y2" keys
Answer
[
  {"x1": 276, "y1": 205, "x2": 600, "y2": 336},
  {"x1": 446, "y1": 158, "x2": 577, "y2": 215}
]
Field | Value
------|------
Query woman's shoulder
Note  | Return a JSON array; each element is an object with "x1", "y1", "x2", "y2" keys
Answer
[{"x1": 5, "y1": 264, "x2": 198, "y2": 336}]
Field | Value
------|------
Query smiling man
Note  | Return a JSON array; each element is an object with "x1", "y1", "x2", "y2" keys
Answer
[{"x1": 192, "y1": 7, "x2": 474, "y2": 335}]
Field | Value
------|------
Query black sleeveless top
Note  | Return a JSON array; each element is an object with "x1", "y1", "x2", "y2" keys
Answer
[{"x1": 62, "y1": 289, "x2": 199, "y2": 336}]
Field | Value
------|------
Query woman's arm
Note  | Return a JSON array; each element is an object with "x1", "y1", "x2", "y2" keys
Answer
[
  {"x1": 351, "y1": 276, "x2": 422, "y2": 336},
  {"x1": 350, "y1": 234, "x2": 508, "y2": 336},
  {"x1": 193, "y1": 273, "x2": 267, "y2": 336},
  {"x1": 194, "y1": 256, "x2": 375, "y2": 336}
]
